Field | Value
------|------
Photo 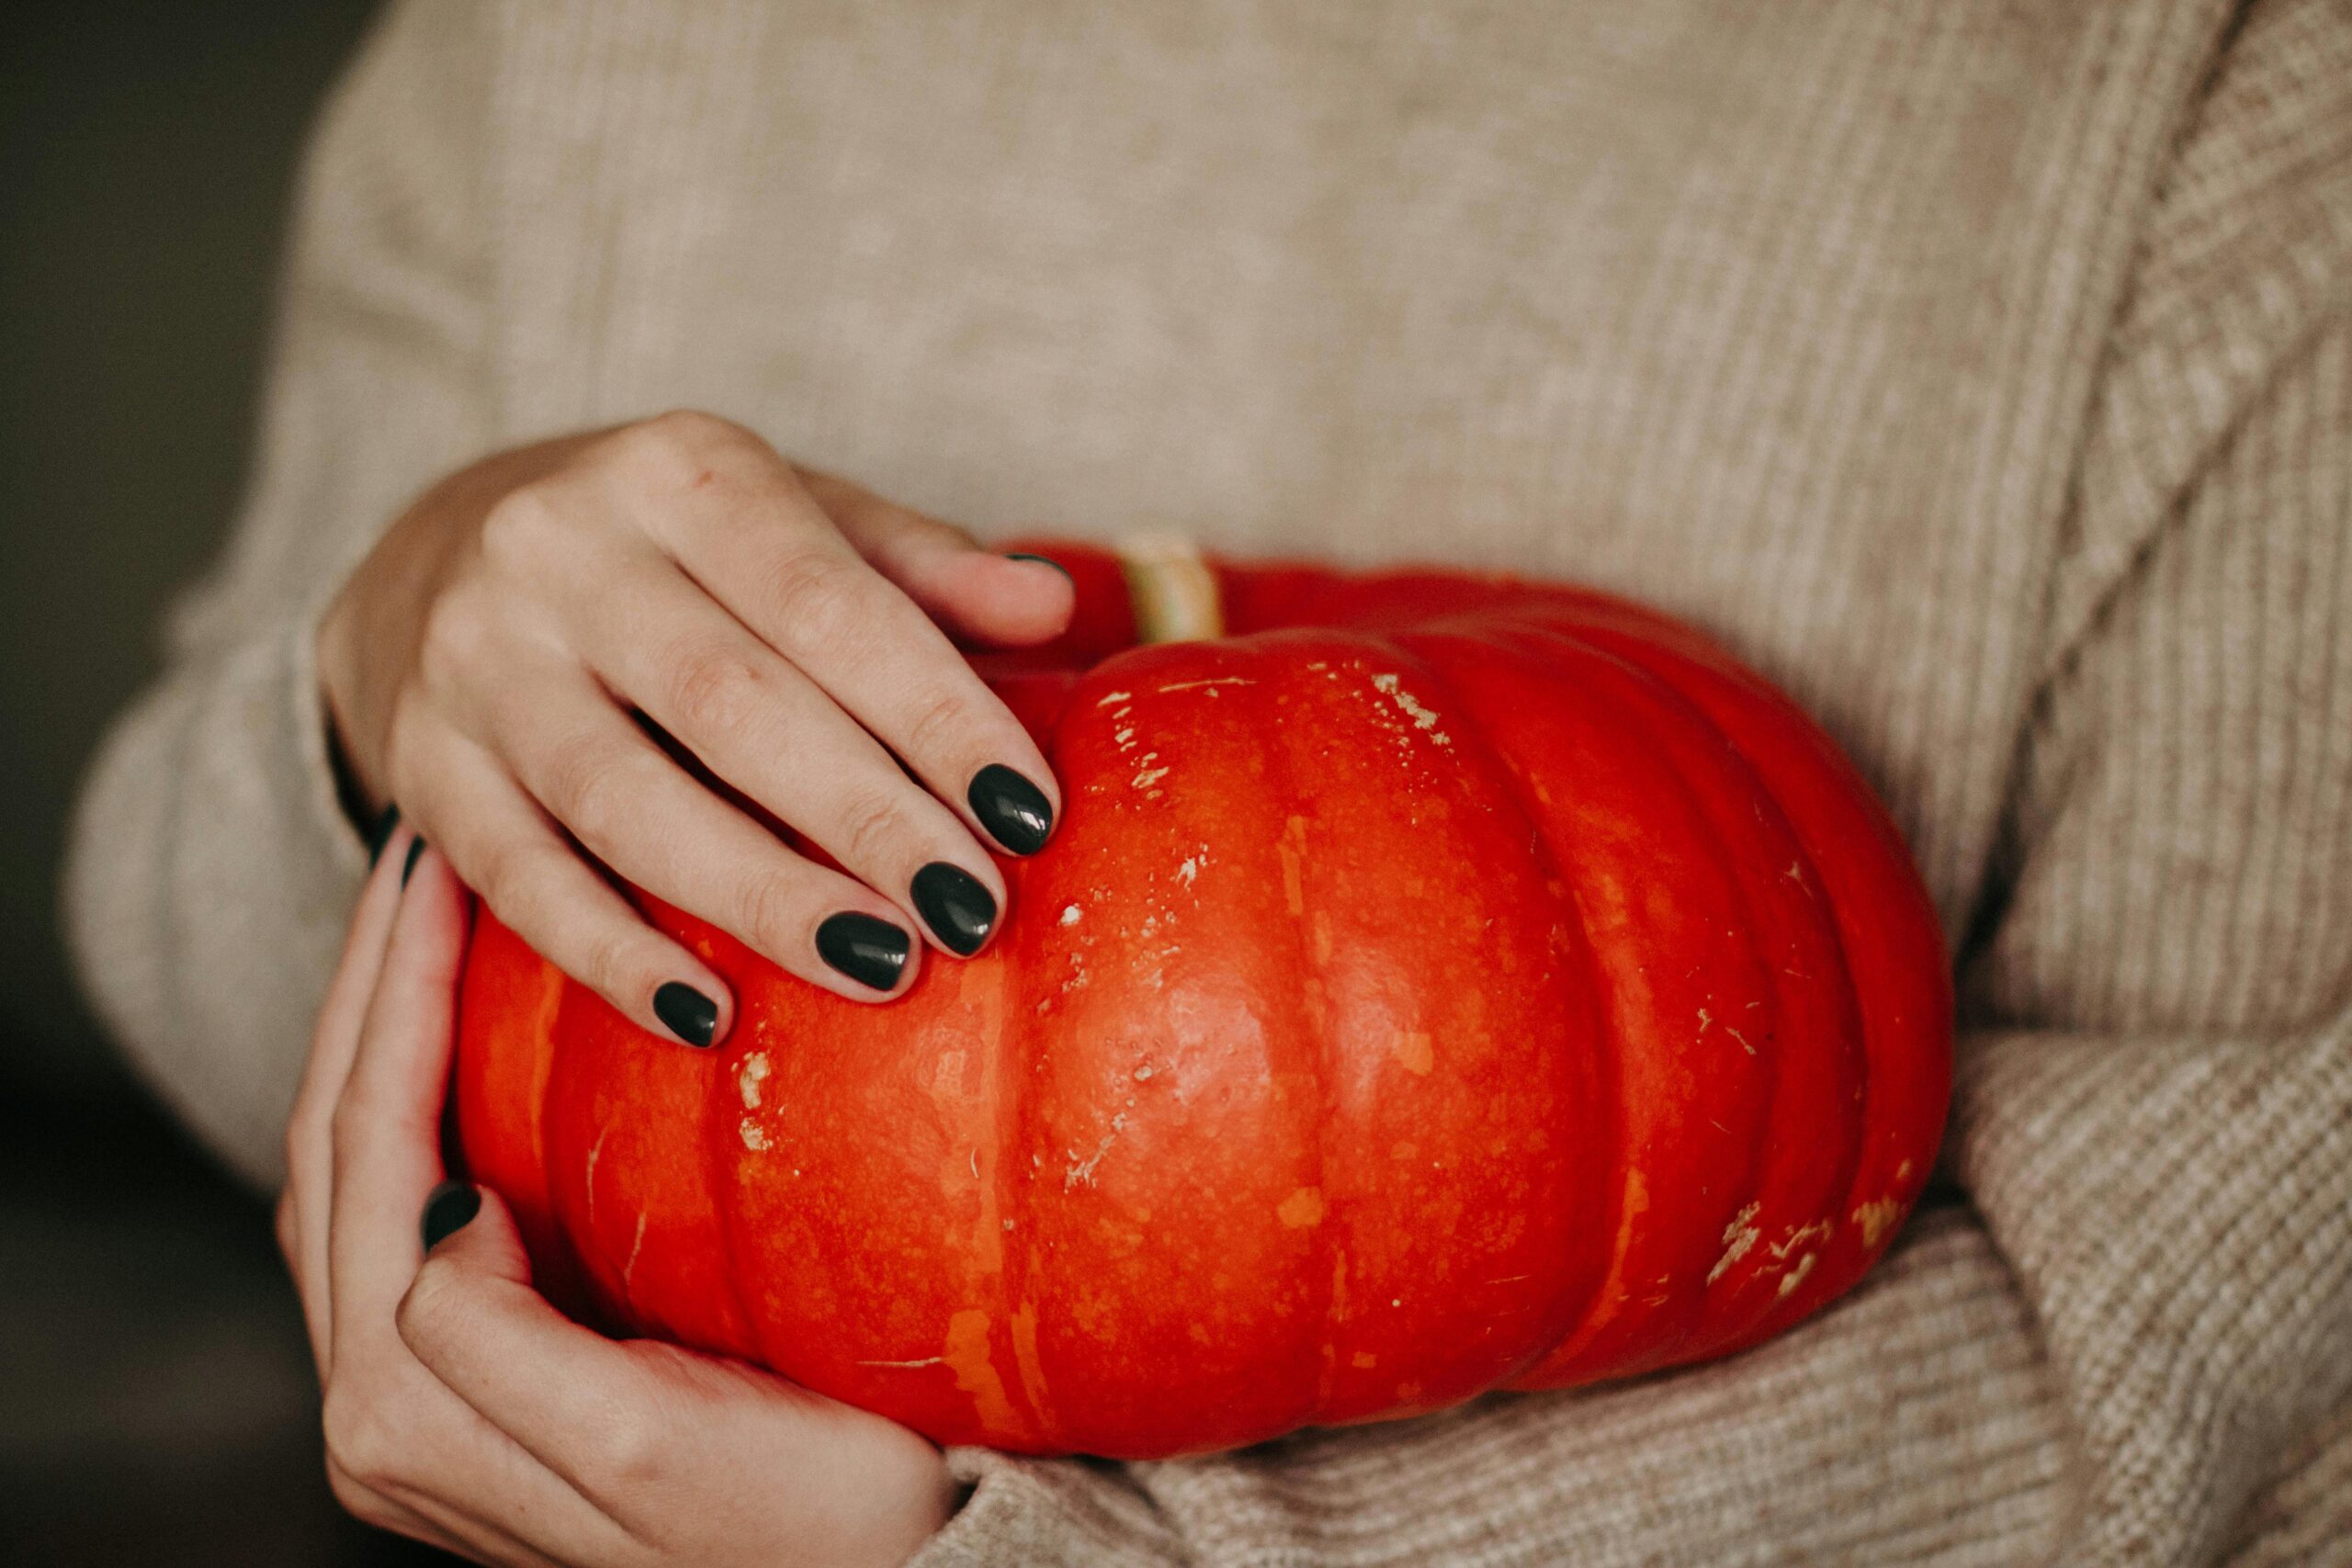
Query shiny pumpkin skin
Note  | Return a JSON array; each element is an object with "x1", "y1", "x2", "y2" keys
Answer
[{"x1": 453, "y1": 542, "x2": 1951, "y2": 1460}]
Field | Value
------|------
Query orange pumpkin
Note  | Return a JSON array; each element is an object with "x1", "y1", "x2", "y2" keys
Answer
[{"x1": 454, "y1": 539, "x2": 1951, "y2": 1459}]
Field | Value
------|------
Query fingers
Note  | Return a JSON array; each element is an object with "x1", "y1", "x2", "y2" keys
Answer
[
  {"x1": 295, "y1": 851, "x2": 632, "y2": 1566},
  {"x1": 327, "y1": 842, "x2": 470, "y2": 1359},
  {"x1": 399, "y1": 1184, "x2": 708, "y2": 1513},
  {"x1": 620, "y1": 423, "x2": 1063, "y2": 874},
  {"x1": 282, "y1": 818, "x2": 419, "y2": 1377},
  {"x1": 560, "y1": 559, "x2": 1007, "y2": 961},
  {"x1": 801, "y1": 467, "x2": 1075, "y2": 648},
  {"x1": 405, "y1": 1185, "x2": 957, "y2": 1562},
  {"x1": 487, "y1": 653, "x2": 928, "y2": 997},
  {"x1": 411, "y1": 729, "x2": 743, "y2": 1045}
]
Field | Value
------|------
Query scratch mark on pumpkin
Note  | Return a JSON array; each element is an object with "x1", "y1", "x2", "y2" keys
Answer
[
  {"x1": 1709, "y1": 1202, "x2": 1762, "y2": 1284},
  {"x1": 859, "y1": 1356, "x2": 945, "y2": 1369},
  {"x1": 1064, "y1": 1113, "x2": 1128, "y2": 1190},
  {"x1": 1853, "y1": 1197, "x2": 1903, "y2": 1248},
  {"x1": 739, "y1": 1116, "x2": 769, "y2": 1152},
  {"x1": 620, "y1": 1211, "x2": 648, "y2": 1297},
  {"x1": 1777, "y1": 1254, "x2": 1818, "y2": 1297},
  {"x1": 1175, "y1": 856, "x2": 1198, "y2": 886},
  {"x1": 1158, "y1": 677, "x2": 1255, "y2": 694},
  {"x1": 584, "y1": 1125, "x2": 610, "y2": 1223},
  {"x1": 1370, "y1": 672, "x2": 1452, "y2": 745},
  {"x1": 1769, "y1": 1222, "x2": 1834, "y2": 1259},
  {"x1": 1096, "y1": 691, "x2": 1132, "y2": 706},
  {"x1": 1134, "y1": 766, "x2": 1170, "y2": 789},
  {"x1": 737, "y1": 1050, "x2": 770, "y2": 1111},
  {"x1": 1279, "y1": 817, "x2": 1308, "y2": 916},
  {"x1": 1059, "y1": 904, "x2": 1081, "y2": 926}
]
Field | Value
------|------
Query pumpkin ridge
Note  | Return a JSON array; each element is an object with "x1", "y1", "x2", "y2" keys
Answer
[
  {"x1": 1566, "y1": 631, "x2": 1947, "y2": 1341},
  {"x1": 1238, "y1": 648, "x2": 1342, "y2": 1429},
  {"x1": 1508, "y1": 623, "x2": 1859, "y2": 1373},
  {"x1": 1381, "y1": 627, "x2": 1622, "y2": 1378},
  {"x1": 993, "y1": 853, "x2": 1055, "y2": 1445}
]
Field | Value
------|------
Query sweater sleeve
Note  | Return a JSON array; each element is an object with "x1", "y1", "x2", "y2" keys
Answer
[
  {"x1": 62, "y1": 0, "x2": 497, "y2": 1189},
  {"x1": 910, "y1": 5, "x2": 2352, "y2": 1564}
]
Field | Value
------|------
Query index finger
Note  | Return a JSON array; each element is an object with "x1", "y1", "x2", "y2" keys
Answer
[
  {"x1": 628, "y1": 421, "x2": 1064, "y2": 858},
  {"x1": 326, "y1": 844, "x2": 472, "y2": 1363}
]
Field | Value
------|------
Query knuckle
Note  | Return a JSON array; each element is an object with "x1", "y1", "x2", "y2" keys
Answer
[
  {"x1": 760, "y1": 549, "x2": 867, "y2": 655},
  {"x1": 578, "y1": 1398, "x2": 667, "y2": 1494},
  {"x1": 478, "y1": 482, "x2": 566, "y2": 567},
  {"x1": 835, "y1": 784, "x2": 915, "y2": 872},
  {"x1": 899, "y1": 685, "x2": 973, "y2": 763},
  {"x1": 616, "y1": 409, "x2": 748, "y2": 483},
  {"x1": 661, "y1": 640, "x2": 768, "y2": 736},
  {"x1": 737, "y1": 867, "x2": 810, "y2": 955},
  {"x1": 477, "y1": 841, "x2": 579, "y2": 942},
  {"x1": 280, "y1": 1114, "x2": 315, "y2": 1182},
  {"x1": 394, "y1": 1258, "x2": 463, "y2": 1356},
  {"x1": 541, "y1": 734, "x2": 632, "y2": 843},
  {"x1": 413, "y1": 588, "x2": 496, "y2": 693},
  {"x1": 322, "y1": 1389, "x2": 401, "y2": 1492},
  {"x1": 273, "y1": 1191, "x2": 299, "y2": 1268},
  {"x1": 324, "y1": 1461, "x2": 387, "y2": 1526}
]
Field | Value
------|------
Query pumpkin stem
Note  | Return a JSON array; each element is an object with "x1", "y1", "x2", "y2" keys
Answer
[{"x1": 1117, "y1": 531, "x2": 1225, "y2": 644}]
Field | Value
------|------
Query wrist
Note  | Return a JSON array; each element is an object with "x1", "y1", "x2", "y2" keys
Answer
[{"x1": 314, "y1": 594, "x2": 381, "y2": 831}]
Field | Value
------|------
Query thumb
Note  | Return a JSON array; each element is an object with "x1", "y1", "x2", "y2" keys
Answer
[{"x1": 416, "y1": 1179, "x2": 533, "y2": 1280}]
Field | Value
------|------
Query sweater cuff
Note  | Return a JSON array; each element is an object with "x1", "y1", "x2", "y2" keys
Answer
[{"x1": 284, "y1": 599, "x2": 375, "y2": 876}]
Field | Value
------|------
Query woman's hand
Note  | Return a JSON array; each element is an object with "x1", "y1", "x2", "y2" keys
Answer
[
  {"x1": 277, "y1": 829, "x2": 957, "y2": 1566},
  {"x1": 318, "y1": 411, "x2": 1073, "y2": 1046}
]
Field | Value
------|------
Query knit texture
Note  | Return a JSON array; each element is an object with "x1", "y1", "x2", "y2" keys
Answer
[{"x1": 64, "y1": 2, "x2": 2352, "y2": 1562}]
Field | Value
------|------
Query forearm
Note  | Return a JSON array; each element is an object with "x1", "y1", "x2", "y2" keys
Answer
[
  {"x1": 65, "y1": 613, "x2": 368, "y2": 1186},
  {"x1": 911, "y1": 1210, "x2": 2066, "y2": 1568}
]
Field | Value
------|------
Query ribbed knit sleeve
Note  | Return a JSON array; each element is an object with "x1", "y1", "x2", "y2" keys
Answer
[
  {"x1": 910, "y1": 5, "x2": 2352, "y2": 1562},
  {"x1": 62, "y1": 0, "x2": 498, "y2": 1188}
]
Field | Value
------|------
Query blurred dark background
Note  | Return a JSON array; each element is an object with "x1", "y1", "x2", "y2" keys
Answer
[{"x1": 2, "y1": 4, "x2": 444, "y2": 1559}]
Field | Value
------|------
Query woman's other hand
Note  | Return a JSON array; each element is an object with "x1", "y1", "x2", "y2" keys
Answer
[
  {"x1": 277, "y1": 831, "x2": 956, "y2": 1565},
  {"x1": 318, "y1": 412, "x2": 1073, "y2": 1045}
]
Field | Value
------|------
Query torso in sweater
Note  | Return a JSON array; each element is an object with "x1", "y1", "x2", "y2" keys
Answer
[{"x1": 464, "y1": 0, "x2": 2204, "y2": 938}]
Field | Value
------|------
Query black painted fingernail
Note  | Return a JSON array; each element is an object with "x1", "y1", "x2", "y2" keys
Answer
[
  {"x1": 967, "y1": 763, "x2": 1054, "y2": 855},
  {"x1": 421, "y1": 1180, "x2": 480, "y2": 1251},
  {"x1": 816, "y1": 912, "x2": 912, "y2": 992},
  {"x1": 653, "y1": 981, "x2": 719, "y2": 1047},
  {"x1": 910, "y1": 863, "x2": 996, "y2": 956},
  {"x1": 366, "y1": 805, "x2": 401, "y2": 866},
  {"x1": 400, "y1": 837, "x2": 426, "y2": 886},
  {"x1": 1005, "y1": 551, "x2": 1072, "y2": 579}
]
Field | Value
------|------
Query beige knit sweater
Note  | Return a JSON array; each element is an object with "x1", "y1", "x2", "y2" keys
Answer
[{"x1": 65, "y1": 2, "x2": 2352, "y2": 1562}]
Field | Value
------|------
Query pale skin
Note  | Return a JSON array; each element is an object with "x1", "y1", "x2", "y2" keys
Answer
[
  {"x1": 299, "y1": 412, "x2": 1070, "y2": 1553},
  {"x1": 317, "y1": 409, "x2": 1076, "y2": 1043},
  {"x1": 277, "y1": 826, "x2": 956, "y2": 1565}
]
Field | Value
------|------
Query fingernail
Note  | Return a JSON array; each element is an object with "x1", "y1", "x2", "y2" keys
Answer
[
  {"x1": 1005, "y1": 551, "x2": 1072, "y2": 580},
  {"x1": 910, "y1": 863, "x2": 996, "y2": 956},
  {"x1": 653, "y1": 981, "x2": 719, "y2": 1047},
  {"x1": 816, "y1": 912, "x2": 912, "y2": 992},
  {"x1": 967, "y1": 763, "x2": 1054, "y2": 855},
  {"x1": 366, "y1": 804, "x2": 401, "y2": 866},
  {"x1": 400, "y1": 837, "x2": 426, "y2": 886},
  {"x1": 420, "y1": 1180, "x2": 480, "y2": 1251}
]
